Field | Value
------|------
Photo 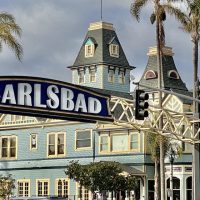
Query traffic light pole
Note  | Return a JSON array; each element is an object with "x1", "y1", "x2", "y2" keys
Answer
[{"x1": 132, "y1": 82, "x2": 200, "y2": 199}]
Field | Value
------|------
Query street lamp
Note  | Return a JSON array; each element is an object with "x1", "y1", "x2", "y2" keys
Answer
[{"x1": 169, "y1": 147, "x2": 176, "y2": 200}]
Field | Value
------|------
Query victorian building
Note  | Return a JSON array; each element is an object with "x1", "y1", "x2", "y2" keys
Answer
[{"x1": 0, "y1": 21, "x2": 192, "y2": 200}]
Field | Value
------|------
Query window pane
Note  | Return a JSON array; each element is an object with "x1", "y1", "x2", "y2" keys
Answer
[
  {"x1": 77, "y1": 139, "x2": 91, "y2": 148},
  {"x1": 18, "y1": 182, "x2": 23, "y2": 197},
  {"x1": 58, "y1": 144, "x2": 64, "y2": 155},
  {"x1": 111, "y1": 134, "x2": 128, "y2": 151},
  {"x1": 100, "y1": 136, "x2": 108, "y2": 151},
  {"x1": 2, "y1": 148, "x2": 8, "y2": 157},
  {"x1": 58, "y1": 180, "x2": 62, "y2": 197},
  {"x1": 57, "y1": 134, "x2": 64, "y2": 154},
  {"x1": 38, "y1": 181, "x2": 42, "y2": 196},
  {"x1": 10, "y1": 148, "x2": 16, "y2": 157},
  {"x1": 186, "y1": 177, "x2": 192, "y2": 189},
  {"x1": 44, "y1": 182, "x2": 48, "y2": 195},
  {"x1": 49, "y1": 145, "x2": 55, "y2": 155},
  {"x1": 76, "y1": 131, "x2": 91, "y2": 148},
  {"x1": 173, "y1": 177, "x2": 180, "y2": 189},
  {"x1": 77, "y1": 131, "x2": 90, "y2": 140},
  {"x1": 2, "y1": 138, "x2": 8, "y2": 147},
  {"x1": 10, "y1": 138, "x2": 16, "y2": 147},
  {"x1": 49, "y1": 135, "x2": 55, "y2": 144},
  {"x1": 130, "y1": 134, "x2": 139, "y2": 150}
]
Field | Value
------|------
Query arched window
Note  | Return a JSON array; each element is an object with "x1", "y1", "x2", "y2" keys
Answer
[
  {"x1": 186, "y1": 176, "x2": 192, "y2": 200},
  {"x1": 144, "y1": 70, "x2": 157, "y2": 80},
  {"x1": 167, "y1": 177, "x2": 180, "y2": 200},
  {"x1": 168, "y1": 70, "x2": 179, "y2": 79}
]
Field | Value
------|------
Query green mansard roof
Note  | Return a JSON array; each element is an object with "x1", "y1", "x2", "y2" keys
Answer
[{"x1": 70, "y1": 21, "x2": 134, "y2": 69}]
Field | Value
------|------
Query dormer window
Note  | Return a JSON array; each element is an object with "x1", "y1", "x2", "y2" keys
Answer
[
  {"x1": 168, "y1": 70, "x2": 179, "y2": 79},
  {"x1": 85, "y1": 38, "x2": 96, "y2": 58},
  {"x1": 109, "y1": 44, "x2": 119, "y2": 58},
  {"x1": 109, "y1": 37, "x2": 119, "y2": 58},
  {"x1": 144, "y1": 70, "x2": 157, "y2": 80}
]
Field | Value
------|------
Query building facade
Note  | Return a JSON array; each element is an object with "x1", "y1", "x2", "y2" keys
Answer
[{"x1": 0, "y1": 21, "x2": 192, "y2": 200}]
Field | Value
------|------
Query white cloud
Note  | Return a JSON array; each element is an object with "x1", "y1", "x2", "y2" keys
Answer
[{"x1": 0, "y1": 0, "x2": 197, "y2": 90}]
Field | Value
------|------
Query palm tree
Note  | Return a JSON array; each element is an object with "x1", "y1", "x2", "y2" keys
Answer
[
  {"x1": 0, "y1": 12, "x2": 23, "y2": 61},
  {"x1": 163, "y1": 1, "x2": 200, "y2": 199},
  {"x1": 130, "y1": 1, "x2": 167, "y2": 199}
]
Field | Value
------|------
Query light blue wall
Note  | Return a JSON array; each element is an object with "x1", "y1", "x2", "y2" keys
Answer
[
  {"x1": 72, "y1": 65, "x2": 130, "y2": 93},
  {"x1": 102, "y1": 66, "x2": 130, "y2": 93}
]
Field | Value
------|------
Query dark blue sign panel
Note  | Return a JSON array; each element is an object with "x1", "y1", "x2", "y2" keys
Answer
[{"x1": 0, "y1": 76, "x2": 113, "y2": 122}]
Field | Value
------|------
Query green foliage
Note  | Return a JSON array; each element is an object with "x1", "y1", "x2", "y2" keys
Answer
[
  {"x1": 147, "y1": 132, "x2": 170, "y2": 162},
  {"x1": 0, "y1": 174, "x2": 15, "y2": 199},
  {"x1": 0, "y1": 12, "x2": 23, "y2": 61},
  {"x1": 65, "y1": 161, "x2": 139, "y2": 193}
]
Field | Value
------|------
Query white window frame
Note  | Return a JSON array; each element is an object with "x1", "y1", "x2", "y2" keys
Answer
[
  {"x1": 78, "y1": 70, "x2": 85, "y2": 84},
  {"x1": 99, "y1": 134, "x2": 109, "y2": 152},
  {"x1": 47, "y1": 132, "x2": 66, "y2": 158},
  {"x1": 75, "y1": 129, "x2": 92, "y2": 150},
  {"x1": 109, "y1": 44, "x2": 119, "y2": 58},
  {"x1": 118, "y1": 71, "x2": 125, "y2": 84},
  {"x1": 108, "y1": 69, "x2": 115, "y2": 83},
  {"x1": 55, "y1": 178, "x2": 70, "y2": 197},
  {"x1": 85, "y1": 44, "x2": 95, "y2": 58},
  {"x1": 130, "y1": 132, "x2": 140, "y2": 151},
  {"x1": 99, "y1": 131, "x2": 140, "y2": 153},
  {"x1": 17, "y1": 179, "x2": 30, "y2": 197},
  {"x1": 76, "y1": 183, "x2": 92, "y2": 200},
  {"x1": 89, "y1": 68, "x2": 96, "y2": 82},
  {"x1": 30, "y1": 134, "x2": 37, "y2": 150},
  {"x1": 36, "y1": 179, "x2": 50, "y2": 196},
  {"x1": 0, "y1": 135, "x2": 17, "y2": 160}
]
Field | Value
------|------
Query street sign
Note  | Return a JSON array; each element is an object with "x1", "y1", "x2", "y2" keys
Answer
[{"x1": 0, "y1": 76, "x2": 113, "y2": 122}]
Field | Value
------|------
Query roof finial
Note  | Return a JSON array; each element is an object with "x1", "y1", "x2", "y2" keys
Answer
[{"x1": 101, "y1": 0, "x2": 103, "y2": 21}]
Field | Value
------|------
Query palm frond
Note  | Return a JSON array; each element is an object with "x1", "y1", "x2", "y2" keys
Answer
[
  {"x1": 0, "y1": 31, "x2": 23, "y2": 61},
  {"x1": 163, "y1": 4, "x2": 190, "y2": 27},
  {"x1": 0, "y1": 22, "x2": 22, "y2": 37},
  {"x1": 0, "y1": 12, "x2": 15, "y2": 23},
  {"x1": 130, "y1": 0, "x2": 149, "y2": 22}
]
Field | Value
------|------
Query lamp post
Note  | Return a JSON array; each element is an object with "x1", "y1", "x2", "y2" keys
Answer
[{"x1": 169, "y1": 147, "x2": 175, "y2": 200}]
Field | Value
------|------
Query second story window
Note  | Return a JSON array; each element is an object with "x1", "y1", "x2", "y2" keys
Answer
[
  {"x1": 1, "y1": 136, "x2": 17, "y2": 159},
  {"x1": 47, "y1": 132, "x2": 65, "y2": 157},
  {"x1": 100, "y1": 135, "x2": 109, "y2": 152},
  {"x1": 76, "y1": 130, "x2": 92, "y2": 149},
  {"x1": 99, "y1": 131, "x2": 139, "y2": 153},
  {"x1": 30, "y1": 134, "x2": 37, "y2": 150},
  {"x1": 118, "y1": 70, "x2": 125, "y2": 84},
  {"x1": 108, "y1": 68, "x2": 115, "y2": 83},
  {"x1": 89, "y1": 67, "x2": 96, "y2": 82},
  {"x1": 78, "y1": 69, "x2": 85, "y2": 84}
]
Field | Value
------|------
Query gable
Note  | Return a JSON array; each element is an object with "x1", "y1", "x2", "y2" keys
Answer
[{"x1": 163, "y1": 95, "x2": 183, "y2": 113}]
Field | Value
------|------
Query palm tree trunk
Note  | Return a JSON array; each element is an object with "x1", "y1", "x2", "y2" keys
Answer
[
  {"x1": 154, "y1": 159, "x2": 159, "y2": 200},
  {"x1": 192, "y1": 35, "x2": 199, "y2": 200},
  {"x1": 155, "y1": 3, "x2": 165, "y2": 200}
]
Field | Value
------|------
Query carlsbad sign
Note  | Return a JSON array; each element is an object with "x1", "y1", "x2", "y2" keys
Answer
[{"x1": 0, "y1": 76, "x2": 112, "y2": 122}]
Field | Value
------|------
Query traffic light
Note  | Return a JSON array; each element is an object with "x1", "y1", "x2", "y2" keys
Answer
[{"x1": 135, "y1": 89, "x2": 149, "y2": 120}]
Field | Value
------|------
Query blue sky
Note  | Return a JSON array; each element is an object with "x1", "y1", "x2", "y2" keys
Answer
[{"x1": 0, "y1": 0, "x2": 195, "y2": 90}]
